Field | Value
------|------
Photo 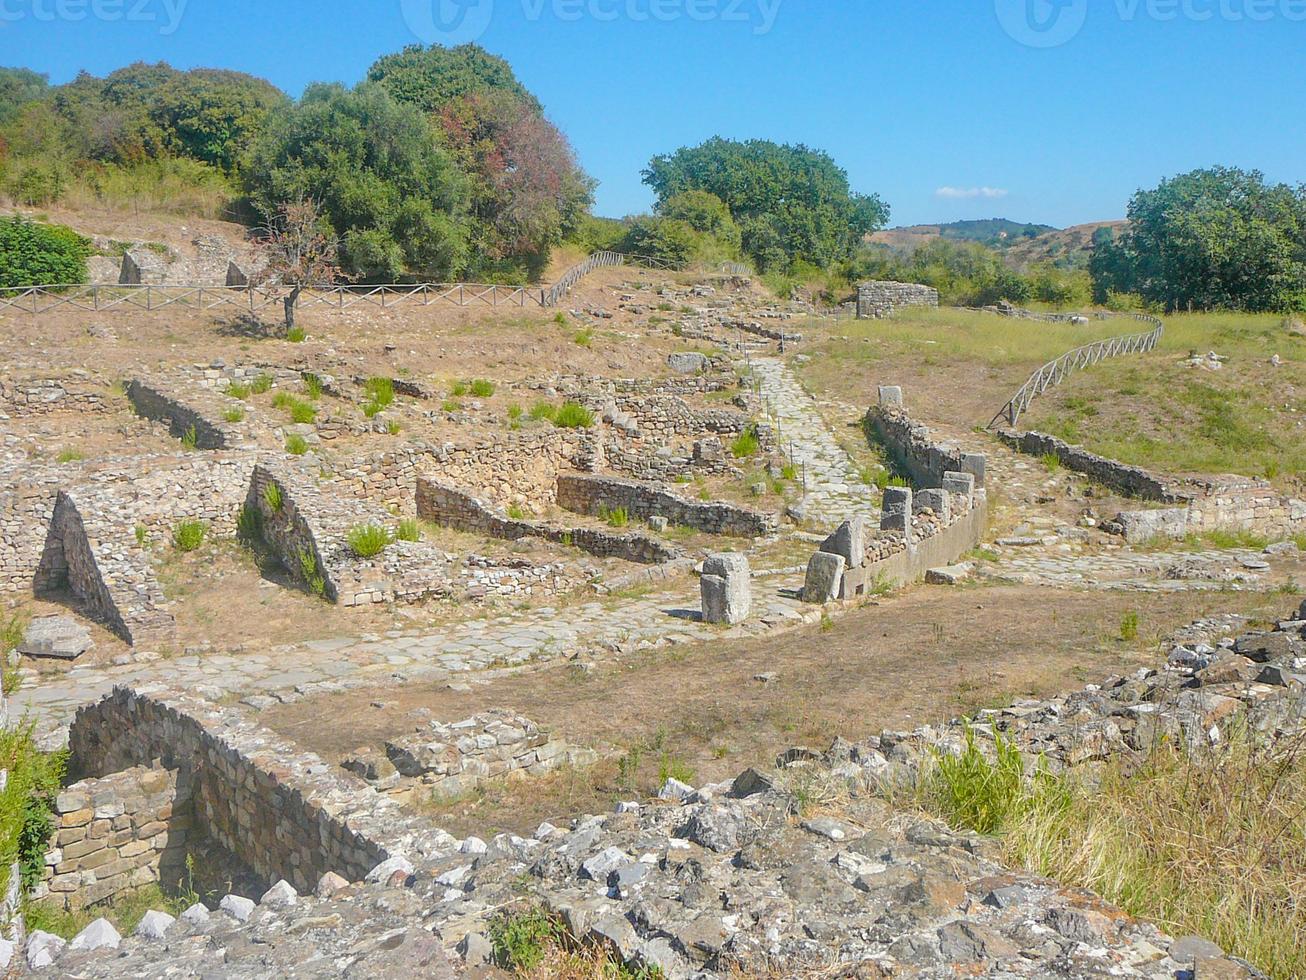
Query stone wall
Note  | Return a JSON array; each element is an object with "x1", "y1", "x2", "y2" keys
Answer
[
  {"x1": 415, "y1": 478, "x2": 682, "y2": 566},
  {"x1": 41, "y1": 764, "x2": 192, "y2": 910},
  {"x1": 379, "y1": 710, "x2": 596, "y2": 801},
  {"x1": 866, "y1": 400, "x2": 987, "y2": 488},
  {"x1": 997, "y1": 430, "x2": 1179, "y2": 501},
  {"x1": 126, "y1": 380, "x2": 240, "y2": 450},
  {"x1": 856, "y1": 281, "x2": 939, "y2": 319},
  {"x1": 247, "y1": 461, "x2": 453, "y2": 607},
  {"x1": 556, "y1": 474, "x2": 778, "y2": 538},
  {"x1": 840, "y1": 493, "x2": 988, "y2": 597},
  {"x1": 34, "y1": 492, "x2": 175, "y2": 647},
  {"x1": 998, "y1": 429, "x2": 1306, "y2": 543},
  {"x1": 0, "y1": 375, "x2": 111, "y2": 416},
  {"x1": 66, "y1": 686, "x2": 428, "y2": 895}
]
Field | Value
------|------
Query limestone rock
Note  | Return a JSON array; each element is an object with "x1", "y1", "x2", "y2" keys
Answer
[
  {"x1": 26, "y1": 931, "x2": 65, "y2": 969},
  {"x1": 315, "y1": 872, "x2": 349, "y2": 898},
  {"x1": 18, "y1": 615, "x2": 94, "y2": 660},
  {"x1": 134, "y1": 909, "x2": 176, "y2": 940},
  {"x1": 701, "y1": 553, "x2": 750, "y2": 625},
  {"x1": 803, "y1": 551, "x2": 845, "y2": 604},
  {"x1": 667, "y1": 352, "x2": 710, "y2": 375},
  {"x1": 69, "y1": 917, "x2": 121, "y2": 951},
  {"x1": 821, "y1": 517, "x2": 865, "y2": 569},
  {"x1": 926, "y1": 563, "x2": 973, "y2": 586},
  {"x1": 219, "y1": 894, "x2": 255, "y2": 922},
  {"x1": 261, "y1": 879, "x2": 299, "y2": 907}
]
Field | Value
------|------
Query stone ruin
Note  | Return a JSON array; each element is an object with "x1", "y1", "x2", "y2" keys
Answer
[
  {"x1": 802, "y1": 390, "x2": 989, "y2": 604},
  {"x1": 856, "y1": 280, "x2": 940, "y2": 319}
]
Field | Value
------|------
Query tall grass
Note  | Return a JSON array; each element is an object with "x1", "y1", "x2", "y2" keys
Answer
[
  {"x1": 921, "y1": 724, "x2": 1306, "y2": 978},
  {"x1": 5, "y1": 157, "x2": 238, "y2": 220}
]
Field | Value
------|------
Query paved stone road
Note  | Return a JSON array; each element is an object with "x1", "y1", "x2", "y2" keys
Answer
[
  {"x1": 982, "y1": 547, "x2": 1272, "y2": 591},
  {"x1": 749, "y1": 357, "x2": 879, "y2": 528},
  {"x1": 14, "y1": 576, "x2": 820, "y2": 745}
]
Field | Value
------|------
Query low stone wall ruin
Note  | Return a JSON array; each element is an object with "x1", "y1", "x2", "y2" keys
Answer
[
  {"x1": 867, "y1": 397, "x2": 986, "y2": 488},
  {"x1": 998, "y1": 429, "x2": 1306, "y2": 543},
  {"x1": 856, "y1": 281, "x2": 939, "y2": 319},
  {"x1": 42, "y1": 764, "x2": 192, "y2": 910},
  {"x1": 379, "y1": 710, "x2": 596, "y2": 801},
  {"x1": 66, "y1": 686, "x2": 421, "y2": 895},
  {"x1": 0, "y1": 375, "x2": 111, "y2": 417},
  {"x1": 556, "y1": 474, "x2": 778, "y2": 538},
  {"x1": 246, "y1": 461, "x2": 451, "y2": 606},
  {"x1": 415, "y1": 478, "x2": 681, "y2": 565},
  {"x1": 125, "y1": 380, "x2": 236, "y2": 450}
]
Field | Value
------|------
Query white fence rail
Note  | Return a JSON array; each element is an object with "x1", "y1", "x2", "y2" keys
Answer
[{"x1": 987, "y1": 313, "x2": 1164, "y2": 429}]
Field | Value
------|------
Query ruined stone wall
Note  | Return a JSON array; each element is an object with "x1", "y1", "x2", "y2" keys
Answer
[
  {"x1": 416, "y1": 478, "x2": 681, "y2": 565},
  {"x1": 0, "y1": 376, "x2": 111, "y2": 416},
  {"x1": 866, "y1": 402, "x2": 987, "y2": 488},
  {"x1": 381, "y1": 710, "x2": 595, "y2": 801},
  {"x1": 998, "y1": 430, "x2": 1180, "y2": 501},
  {"x1": 856, "y1": 281, "x2": 939, "y2": 319},
  {"x1": 42, "y1": 765, "x2": 192, "y2": 910},
  {"x1": 998, "y1": 429, "x2": 1306, "y2": 543},
  {"x1": 248, "y1": 461, "x2": 453, "y2": 607},
  {"x1": 67, "y1": 687, "x2": 420, "y2": 894},
  {"x1": 557, "y1": 474, "x2": 778, "y2": 538}
]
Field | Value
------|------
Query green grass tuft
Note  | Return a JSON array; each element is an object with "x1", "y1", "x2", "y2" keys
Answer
[
  {"x1": 171, "y1": 519, "x2": 207, "y2": 552},
  {"x1": 347, "y1": 524, "x2": 391, "y2": 558}
]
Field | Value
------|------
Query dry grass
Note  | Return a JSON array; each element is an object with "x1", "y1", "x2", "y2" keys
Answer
[{"x1": 921, "y1": 722, "x2": 1306, "y2": 979}]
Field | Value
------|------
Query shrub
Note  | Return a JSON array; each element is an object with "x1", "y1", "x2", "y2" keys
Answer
[
  {"x1": 386, "y1": 420, "x2": 401, "y2": 435},
  {"x1": 1120, "y1": 611, "x2": 1140, "y2": 642},
  {"x1": 552, "y1": 401, "x2": 594, "y2": 429},
  {"x1": 302, "y1": 373, "x2": 324, "y2": 399},
  {"x1": 489, "y1": 907, "x2": 563, "y2": 972},
  {"x1": 506, "y1": 404, "x2": 523, "y2": 420},
  {"x1": 171, "y1": 519, "x2": 207, "y2": 552},
  {"x1": 285, "y1": 434, "x2": 308, "y2": 455},
  {"x1": 271, "y1": 391, "x2": 294, "y2": 410},
  {"x1": 507, "y1": 504, "x2": 527, "y2": 520},
  {"x1": 134, "y1": 525, "x2": 149, "y2": 548},
  {"x1": 225, "y1": 382, "x2": 251, "y2": 400},
  {"x1": 289, "y1": 400, "x2": 316, "y2": 424},
  {"x1": 449, "y1": 380, "x2": 469, "y2": 397},
  {"x1": 222, "y1": 407, "x2": 245, "y2": 423},
  {"x1": 602, "y1": 506, "x2": 629, "y2": 528},
  {"x1": 528, "y1": 400, "x2": 557, "y2": 422},
  {"x1": 469, "y1": 379, "x2": 495, "y2": 398},
  {"x1": 730, "y1": 427, "x2": 760, "y2": 458},
  {"x1": 286, "y1": 326, "x2": 306, "y2": 343},
  {"x1": 0, "y1": 217, "x2": 90, "y2": 290},
  {"x1": 441, "y1": 399, "x2": 461, "y2": 413},
  {"x1": 236, "y1": 504, "x2": 262, "y2": 542},
  {"x1": 395, "y1": 518, "x2": 420, "y2": 542},
  {"x1": 363, "y1": 377, "x2": 395, "y2": 408},
  {"x1": 0, "y1": 721, "x2": 66, "y2": 898},
  {"x1": 262, "y1": 483, "x2": 283, "y2": 512},
  {"x1": 347, "y1": 523, "x2": 391, "y2": 558},
  {"x1": 179, "y1": 425, "x2": 199, "y2": 450},
  {"x1": 250, "y1": 373, "x2": 274, "y2": 395}
]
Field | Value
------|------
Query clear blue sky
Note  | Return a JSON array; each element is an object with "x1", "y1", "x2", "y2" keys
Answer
[{"x1": 4, "y1": 0, "x2": 1303, "y2": 227}]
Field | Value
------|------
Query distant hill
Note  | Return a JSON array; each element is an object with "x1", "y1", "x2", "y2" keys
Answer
[{"x1": 869, "y1": 218, "x2": 1127, "y2": 271}]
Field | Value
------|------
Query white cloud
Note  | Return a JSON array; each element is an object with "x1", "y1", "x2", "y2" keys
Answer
[{"x1": 934, "y1": 186, "x2": 1010, "y2": 200}]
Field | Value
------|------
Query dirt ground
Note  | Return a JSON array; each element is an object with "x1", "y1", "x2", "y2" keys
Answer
[{"x1": 262, "y1": 582, "x2": 1290, "y2": 838}]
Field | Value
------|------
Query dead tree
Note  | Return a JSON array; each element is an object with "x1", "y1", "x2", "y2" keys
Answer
[{"x1": 252, "y1": 200, "x2": 344, "y2": 334}]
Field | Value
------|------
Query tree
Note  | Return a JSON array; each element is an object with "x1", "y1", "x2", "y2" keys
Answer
[
  {"x1": 642, "y1": 137, "x2": 889, "y2": 272},
  {"x1": 252, "y1": 200, "x2": 344, "y2": 332},
  {"x1": 242, "y1": 82, "x2": 470, "y2": 282},
  {"x1": 658, "y1": 190, "x2": 741, "y2": 254},
  {"x1": 1091, "y1": 167, "x2": 1306, "y2": 312},
  {"x1": 0, "y1": 67, "x2": 48, "y2": 128},
  {"x1": 369, "y1": 44, "x2": 593, "y2": 281},
  {"x1": 621, "y1": 216, "x2": 698, "y2": 269}
]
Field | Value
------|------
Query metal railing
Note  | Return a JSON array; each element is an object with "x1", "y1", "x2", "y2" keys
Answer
[
  {"x1": 987, "y1": 313, "x2": 1164, "y2": 429},
  {"x1": 0, "y1": 281, "x2": 547, "y2": 314}
]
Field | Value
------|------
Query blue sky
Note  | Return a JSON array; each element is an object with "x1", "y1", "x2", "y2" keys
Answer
[{"x1": 4, "y1": 0, "x2": 1303, "y2": 227}]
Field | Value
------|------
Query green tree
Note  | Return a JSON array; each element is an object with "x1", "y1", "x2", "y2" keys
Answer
[
  {"x1": 1092, "y1": 166, "x2": 1306, "y2": 312},
  {"x1": 366, "y1": 44, "x2": 539, "y2": 114},
  {"x1": 658, "y1": 189, "x2": 741, "y2": 255},
  {"x1": 642, "y1": 137, "x2": 889, "y2": 272},
  {"x1": 0, "y1": 67, "x2": 48, "y2": 128},
  {"x1": 621, "y1": 215, "x2": 698, "y2": 269},
  {"x1": 242, "y1": 82, "x2": 470, "y2": 282}
]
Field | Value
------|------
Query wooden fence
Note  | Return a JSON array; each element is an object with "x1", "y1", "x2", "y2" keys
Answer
[
  {"x1": 987, "y1": 313, "x2": 1164, "y2": 429},
  {"x1": 542, "y1": 250, "x2": 627, "y2": 307},
  {"x1": 0, "y1": 281, "x2": 546, "y2": 315}
]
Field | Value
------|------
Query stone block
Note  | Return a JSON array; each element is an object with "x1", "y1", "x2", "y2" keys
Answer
[
  {"x1": 821, "y1": 517, "x2": 865, "y2": 569},
  {"x1": 700, "y1": 553, "x2": 751, "y2": 625},
  {"x1": 960, "y1": 453, "x2": 986, "y2": 487},
  {"x1": 915, "y1": 488, "x2": 950, "y2": 523},
  {"x1": 667, "y1": 352, "x2": 710, "y2": 375},
  {"x1": 880, "y1": 487, "x2": 913, "y2": 533},
  {"x1": 19, "y1": 616, "x2": 94, "y2": 660},
  {"x1": 877, "y1": 386, "x2": 903, "y2": 409},
  {"x1": 941, "y1": 471, "x2": 975, "y2": 498},
  {"x1": 803, "y1": 552, "x2": 845, "y2": 604}
]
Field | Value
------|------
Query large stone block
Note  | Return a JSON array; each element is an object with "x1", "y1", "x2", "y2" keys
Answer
[
  {"x1": 941, "y1": 471, "x2": 975, "y2": 498},
  {"x1": 821, "y1": 517, "x2": 865, "y2": 569},
  {"x1": 701, "y1": 553, "x2": 751, "y2": 625},
  {"x1": 19, "y1": 615, "x2": 93, "y2": 660},
  {"x1": 880, "y1": 487, "x2": 913, "y2": 533},
  {"x1": 877, "y1": 386, "x2": 903, "y2": 409},
  {"x1": 915, "y1": 488, "x2": 950, "y2": 523},
  {"x1": 803, "y1": 552, "x2": 846, "y2": 604}
]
